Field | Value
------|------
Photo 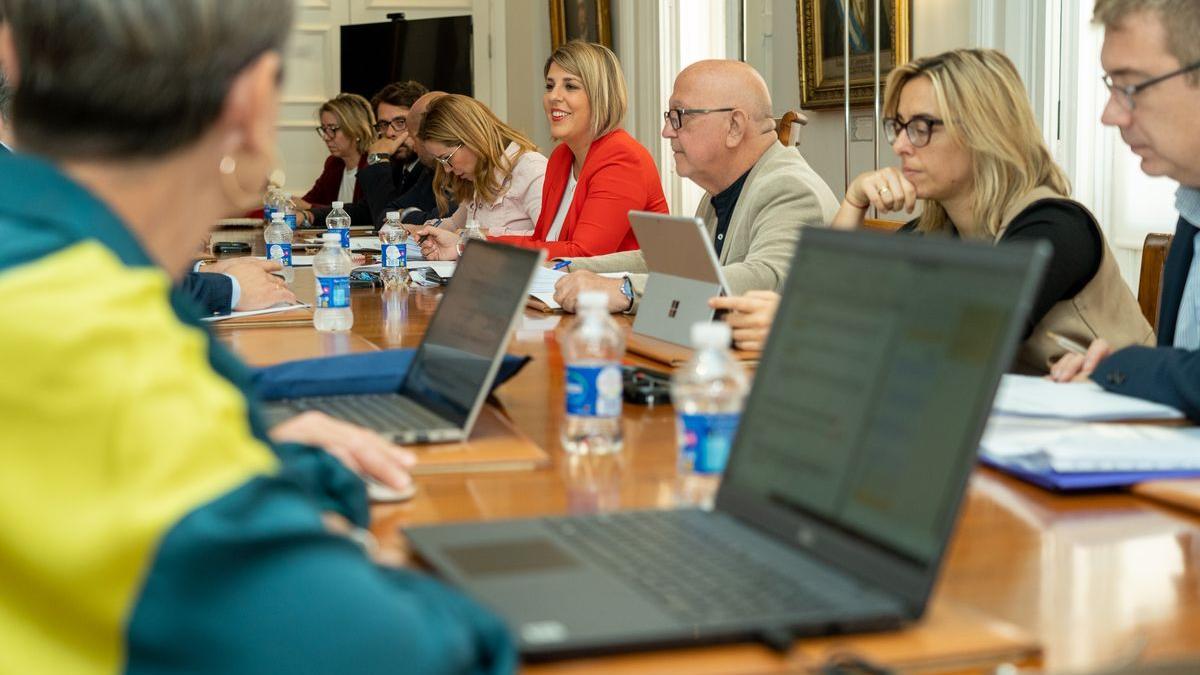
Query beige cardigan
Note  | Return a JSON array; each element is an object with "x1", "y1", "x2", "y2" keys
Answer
[{"x1": 567, "y1": 142, "x2": 839, "y2": 309}]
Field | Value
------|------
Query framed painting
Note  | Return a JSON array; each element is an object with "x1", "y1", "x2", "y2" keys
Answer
[
  {"x1": 797, "y1": 0, "x2": 911, "y2": 109},
  {"x1": 549, "y1": 0, "x2": 612, "y2": 50}
]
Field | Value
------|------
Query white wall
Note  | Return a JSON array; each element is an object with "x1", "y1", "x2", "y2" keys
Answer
[{"x1": 745, "y1": 0, "x2": 973, "y2": 201}]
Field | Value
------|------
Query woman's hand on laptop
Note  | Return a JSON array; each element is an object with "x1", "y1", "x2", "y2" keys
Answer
[
  {"x1": 269, "y1": 411, "x2": 417, "y2": 492},
  {"x1": 710, "y1": 291, "x2": 780, "y2": 352}
]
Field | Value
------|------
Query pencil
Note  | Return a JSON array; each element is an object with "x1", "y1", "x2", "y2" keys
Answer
[{"x1": 1046, "y1": 331, "x2": 1088, "y2": 355}]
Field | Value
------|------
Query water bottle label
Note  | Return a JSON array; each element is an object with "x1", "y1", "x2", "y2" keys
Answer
[
  {"x1": 267, "y1": 243, "x2": 292, "y2": 266},
  {"x1": 263, "y1": 206, "x2": 275, "y2": 224},
  {"x1": 679, "y1": 413, "x2": 740, "y2": 474},
  {"x1": 330, "y1": 227, "x2": 350, "y2": 248},
  {"x1": 316, "y1": 276, "x2": 351, "y2": 308},
  {"x1": 382, "y1": 243, "x2": 406, "y2": 268},
  {"x1": 565, "y1": 365, "x2": 622, "y2": 417},
  {"x1": 284, "y1": 213, "x2": 297, "y2": 230}
]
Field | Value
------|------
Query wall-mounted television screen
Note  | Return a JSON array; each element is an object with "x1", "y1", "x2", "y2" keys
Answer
[{"x1": 340, "y1": 16, "x2": 473, "y2": 101}]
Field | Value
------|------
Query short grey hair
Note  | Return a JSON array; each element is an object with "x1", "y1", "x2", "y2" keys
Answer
[
  {"x1": 1094, "y1": 0, "x2": 1200, "y2": 83},
  {"x1": 1, "y1": 0, "x2": 292, "y2": 160},
  {"x1": 0, "y1": 69, "x2": 11, "y2": 125}
]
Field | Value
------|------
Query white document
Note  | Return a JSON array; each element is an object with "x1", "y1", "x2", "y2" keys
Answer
[
  {"x1": 981, "y1": 419, "x2": 1200, "y2": 473},
  {"x1": 992, "y1": 374, "x2": 1184, "y2": 421},
  {"x1": 528, "y1": 269, "x2": 627, "y2": 311},
  {"x1": 200, "y1": 302, "x2": 310, "y2": 323}
]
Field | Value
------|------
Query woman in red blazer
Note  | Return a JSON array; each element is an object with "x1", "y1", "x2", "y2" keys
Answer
[
  {"x1": 417, "y1": 41, "x2": 667, "y2": 260},
  {"x1": 295, "y1": 93, "x2": 374, "y2": 210}
]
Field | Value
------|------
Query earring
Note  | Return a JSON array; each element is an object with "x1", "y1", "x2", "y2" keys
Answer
[{"x1": 218, "y1": 152, "x2": 284, "y2": 212}]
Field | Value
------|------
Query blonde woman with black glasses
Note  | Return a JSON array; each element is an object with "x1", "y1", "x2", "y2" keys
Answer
[
  {"x1": 715, "y1": 48, "x2": 1152, "y2": 374},
  {"x1": 416, "y1": 94, "x2": 547, "y2": 241},
  {"x1": 295, "y1": 92, "x2": 375, "y2": 211}
]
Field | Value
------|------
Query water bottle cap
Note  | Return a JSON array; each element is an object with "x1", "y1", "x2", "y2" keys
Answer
[
  {"x1": 386, "y1": 211, "x2": 400, "y2": 221},
  {"x1": 322, "y1": 232, "x2": 341, "y2": 243},
  {"x1": 270, "y1": 212, "x2": 285, "y2": 221},
  {"x1": 332, "y1": 201, "x2": 344, "y2": 209},
  {"x1": 578, "y1": 291, "x2": 608, "y2": 311},
  {"x1": 691, "y1": 321, "x2": 731, "y2": 349}
]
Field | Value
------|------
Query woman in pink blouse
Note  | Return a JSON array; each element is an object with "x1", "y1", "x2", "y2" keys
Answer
[{"x1": 415, "y1": 94, "x2": 547, "y2": 238}]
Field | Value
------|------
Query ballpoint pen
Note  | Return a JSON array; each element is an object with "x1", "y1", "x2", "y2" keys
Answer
[
  {"x1": 1046, "y1": 330, "x2": 1088, "y2": 355},
  {"x1": 552, "y1": 260, "x2": 571, "y2": 271}
]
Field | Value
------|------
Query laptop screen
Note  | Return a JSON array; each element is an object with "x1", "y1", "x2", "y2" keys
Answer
[
  {"x1": 721, "y1": 229, "x2": 1042, "y2": 566},
  {"x1": 399, "y1": 241, "x2": 542, "y2": 426}
]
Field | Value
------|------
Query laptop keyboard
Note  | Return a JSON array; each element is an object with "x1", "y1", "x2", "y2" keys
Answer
[
  {"x1": 545, "y1": 510, "x2": 835, "y2": 624},
  {"x1": 287, "y1": 393, "x2": 452, "y2": 431}
]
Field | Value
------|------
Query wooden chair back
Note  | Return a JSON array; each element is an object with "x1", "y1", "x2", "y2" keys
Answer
[
  {"x1": 775, "y1": 110, "x2": 808, "y2": 146},
  {"x1": 863, "y1": 217, "x2": 905, "y2": 232},
  {"x1": 1138, "y1": 232, "x2": 1174, "y2": 331}
]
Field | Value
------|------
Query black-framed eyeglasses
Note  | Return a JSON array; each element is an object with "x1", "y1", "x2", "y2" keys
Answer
[
  {"x1": 882, "y1": 115, "x2": 944, "y2": 148},
  {"x1": 373, "y1": 116, "x2": 407, "y2": 134},
  {"x1": 663, "y1": 107, "x2": 736, "y2": 130},
  {"x1": 1102, "y1": 60, "x2": 1200, "y2": 111},
  {"x1": 315, "y1": 124, "x2": 340, "y2": 140},
  {"x1": 434, "y1": 145, "x2": 462, "y2": 168}
]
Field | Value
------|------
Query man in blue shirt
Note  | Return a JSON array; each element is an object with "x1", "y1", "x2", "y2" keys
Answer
[{"x1": 1051, "y1": 0, "x2": 1200, "y2": 420}]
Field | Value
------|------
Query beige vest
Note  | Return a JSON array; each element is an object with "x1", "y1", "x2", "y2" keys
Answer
[{"x1": 995, "y1": 187, "x2": 1154, "y2": 374}]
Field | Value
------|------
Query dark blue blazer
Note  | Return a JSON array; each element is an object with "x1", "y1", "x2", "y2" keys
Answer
[
  {"x1": 1091, "y1": 217, "x2": 1200, "y2": 419},
  {"x1": 180, "y1": 271, "x2": 233, "y2": 316}
]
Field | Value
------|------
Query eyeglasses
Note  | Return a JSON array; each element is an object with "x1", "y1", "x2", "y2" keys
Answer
[
  {"x1": 315, "y1": 124, "x2": 340, "y2": 140},
  {"x1": 882, "y1": 115, "x2": 944, "y2": 148},
  {"x1": 1102, "y1": 60, "x2": 1200, "y2": 111},
  {"x1": 373, "y1": 116, "x2": 407, "y2": 134},
  {"x1": 434, "y1": 145, "x2": 462, "y2": 168},
  {"x1": 663, "y1": 107, "x2": 736, "y2": 130}
]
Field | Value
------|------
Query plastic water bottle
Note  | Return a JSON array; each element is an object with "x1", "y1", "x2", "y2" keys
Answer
[
  {"x1": 379, "y1": 210, "x2": 409, "y2": 289},
  {"x1": 313, "y1": 232, "x2": 354, "y2": 332},
  {"x1": 282, "y1": 192, "x2": 298, "y2": 230},
  {"x1": 263, "y1": 211, "x2": 294, "y2": 284},
  {"x1": 671, "y1": 321, "x2": 748, "y2": 508},
  {"x1": 263, "y1": 186, "x2": 281, "y2": 225},
  {"x1": 327, "y1": 201, "x2": 351, "y2": 249},
  {"x1": 457, "y1": 219, "x2": 486, "y2": 254},
  {"x1": 561, "y1": 291, "x2": 625, "y2": 455}
]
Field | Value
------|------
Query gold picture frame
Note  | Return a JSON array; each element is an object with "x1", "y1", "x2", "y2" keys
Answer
[
  {"x1": 797, "y1": 0, "x2": 911, "y2": 109},
  {"x1": 549, "y1": 0, "x2": 612, "y2": 50}
]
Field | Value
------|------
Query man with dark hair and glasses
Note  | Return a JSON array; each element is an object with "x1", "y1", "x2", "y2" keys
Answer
[
  {"x1": 1050, "y1": 0, "x2": 1200, "y2": 421},
  {"x1": 310, "y1": 80, "x2": 446, "y2": 229},
  {"x1": 554, "y1": 60, "x2": 839, "y2": 314}
]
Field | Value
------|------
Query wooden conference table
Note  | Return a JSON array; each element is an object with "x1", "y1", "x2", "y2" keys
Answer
[{"x1": 217, "y1": 266, "x2": 1200, "y2": 674}]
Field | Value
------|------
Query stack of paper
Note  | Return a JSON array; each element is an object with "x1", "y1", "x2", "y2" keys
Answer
[{"x1": 992, "y1": 374, "x2": 1184, "y2": 421}]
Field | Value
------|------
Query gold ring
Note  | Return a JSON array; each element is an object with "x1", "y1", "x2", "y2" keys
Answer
[{"x1": 879, "y1": 186, "x2": 891, "y2": 195}]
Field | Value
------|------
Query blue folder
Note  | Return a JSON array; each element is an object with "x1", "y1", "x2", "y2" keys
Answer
[
  {"x1": 979, "y1": 454, "x2": 1200, "y2": 492},
  {"x1": 253, "y1": 349, "x2": 530, "y2": 401}
]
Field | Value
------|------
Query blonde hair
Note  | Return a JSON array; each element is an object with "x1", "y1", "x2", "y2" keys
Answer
[
  {"x1": 883, "y1": 49, "x2": 1070, "y2": 237},
  {"x1": 418, "y1": 94, "x2": 539, "y2": 216},
  {"x1": 319, "y1": 93, "x2": 375, "y2": 155},
  {"x1": 544, "y1": 41, "x2": 627, "y2": 139}
]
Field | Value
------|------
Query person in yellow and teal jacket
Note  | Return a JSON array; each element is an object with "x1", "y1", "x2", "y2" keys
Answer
[{"x1": 0, "y1": 1, "x2": 515, "y2": 673}]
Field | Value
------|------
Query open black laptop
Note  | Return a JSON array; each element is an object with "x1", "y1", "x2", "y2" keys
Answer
[
  {"x1": 405, "y1": 228, "x2": 1049, "y2": 658},
  {"x1": 266, "y1": 240, "x2": 545, "y2": 443}
]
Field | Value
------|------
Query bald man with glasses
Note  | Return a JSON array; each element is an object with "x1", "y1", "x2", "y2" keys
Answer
[{"x1": 553, "y1": 60, "x2": 838, "y2": 314}]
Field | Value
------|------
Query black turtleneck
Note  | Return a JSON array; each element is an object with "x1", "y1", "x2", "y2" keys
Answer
[{"x1": 709, "y1": 169, "x2": 751, "y2": 257}]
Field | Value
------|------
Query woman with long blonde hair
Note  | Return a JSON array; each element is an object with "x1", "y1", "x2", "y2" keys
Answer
[
  {"x1": 717, "y1": 49, "x2": 1152, "y2": 373},
  {"x1": 417, "y1": 41, "x2": 668, "y2": 260},
  {"x1": 416, "y1": 94, "x2": 547, "y2": 236}
]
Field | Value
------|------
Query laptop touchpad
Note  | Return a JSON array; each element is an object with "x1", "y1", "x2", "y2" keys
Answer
[{"x1": 443, "y1": 538, "x2": 580, "y2": 576}]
